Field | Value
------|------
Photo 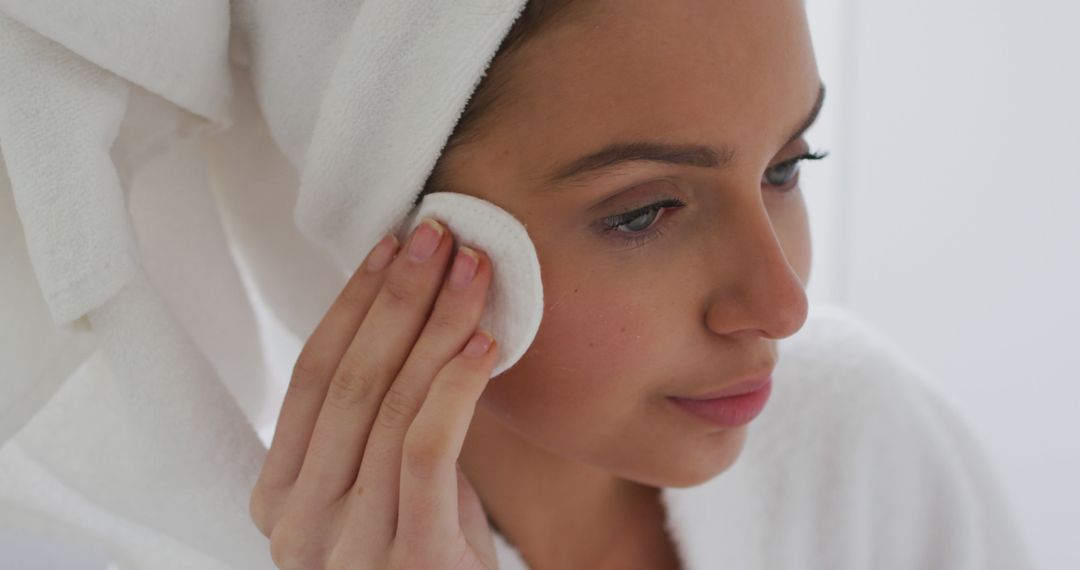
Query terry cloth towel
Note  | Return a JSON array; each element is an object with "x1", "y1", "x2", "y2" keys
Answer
[
  {"x1": 1, "y1": 0, "x2": 535, "y2": 568},
  {"x1": 0, "y1": 2, "x2": 1034, "y2": 569},
  {"x1": 489, "y1": 305, "x2": 1036, "y2": 570}
]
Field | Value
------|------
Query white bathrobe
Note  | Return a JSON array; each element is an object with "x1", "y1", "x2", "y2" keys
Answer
[
  {"x1": 0, "y1": 300, "x2": 1037, "y2": 569},
  {"x1": 488, "y1": 304, "x2": 1035, "y2": 570},
  {"x1": 0, "y1": 1, "x2": 1035, "y2": 568}
]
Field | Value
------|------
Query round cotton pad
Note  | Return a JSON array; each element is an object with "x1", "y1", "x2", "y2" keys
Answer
[{"x1": 392, "y1": 191, "x2": 544, "y2": 378}]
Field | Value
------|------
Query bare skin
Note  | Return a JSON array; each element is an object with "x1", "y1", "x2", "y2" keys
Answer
[
  {"x1": 250, "y1": 0, "x2": 823, "y2": 568},
  {"x1": 442, "y1": 0, "x2": 823, "y2": 567},
  {"x1": 250, "y1": 222, "x2": 506, "y2": 569}
]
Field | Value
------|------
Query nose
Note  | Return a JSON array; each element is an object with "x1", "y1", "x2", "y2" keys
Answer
[{"x1": 702, "y1": 192, "x2": 809, "y2": 341}]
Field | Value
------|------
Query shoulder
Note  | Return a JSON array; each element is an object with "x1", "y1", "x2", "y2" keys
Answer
[
  {"x1": 749, "y1": 302, "x2": 970, "y2": 514},
  {"x1": 661, "y1": 303, "x2": 1035, "y2": 569},
  {"x1": 760, "y1": 303, "x2": 1013, "y2": 505},
  {"x1": 761, "y1": 302, "x2": 943, "y2": 451}
]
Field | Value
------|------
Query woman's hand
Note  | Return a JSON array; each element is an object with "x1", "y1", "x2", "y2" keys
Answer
[{"x1": 249, "y1": 218, "x2": 501, "y2": 570}]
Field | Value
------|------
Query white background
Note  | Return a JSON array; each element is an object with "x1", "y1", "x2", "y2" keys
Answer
[
  {"x1": 7, "y1": 0, "x2": 1077, "y2": 568},
  {"x1": 801, "y1": 0, "x2": 1079, "y2": 568},
  {"x1": 250, "y1": 1, "x2": 1080, "y2": 566}
]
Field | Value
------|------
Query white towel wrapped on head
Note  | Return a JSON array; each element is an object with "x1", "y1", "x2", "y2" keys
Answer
[
  {"x1": 0, "y1": 1, "x2": 1035, "y2": 569},
  {"x1": 1, "y1": 0, "x2": 534, "y2": 567}
]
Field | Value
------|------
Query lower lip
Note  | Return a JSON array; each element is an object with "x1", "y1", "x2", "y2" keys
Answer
[{"x1": 667, "y1": 379, "x2": 773, "y2": 428}]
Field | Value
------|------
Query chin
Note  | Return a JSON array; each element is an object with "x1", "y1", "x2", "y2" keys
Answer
[{"x1": 635, "y1": 425, "x2": 751, "y2": 489}]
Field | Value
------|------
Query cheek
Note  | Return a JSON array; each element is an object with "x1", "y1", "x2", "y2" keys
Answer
[{"x1": 479, "y1": 281, "x2": 669, "y2": 436}]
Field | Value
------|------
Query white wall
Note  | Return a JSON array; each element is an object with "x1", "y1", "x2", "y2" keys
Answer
[
  {"x1": 804, "y1": 0, "x2": 1080, "y2": 568},
  {"x1": 6, "y1": 0, "x2": 1075, "y2": 567},
  {"x1": 250, "y1": 2, "x2": 1080, "y2": 568}
]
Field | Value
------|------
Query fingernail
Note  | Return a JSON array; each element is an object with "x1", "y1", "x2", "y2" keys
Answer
[
  {"x1": 448, "y1": 247, "x2": 479, "y2": 290},
  {"x1": 365, "y1": 234, "x2": 398, "y2": 273},
  {"x1": 407, "y1": 218, "x2": 444, "y2": 262},
  {"x1": 463, "y1": 330, "x2": 494, "y2": 358}
]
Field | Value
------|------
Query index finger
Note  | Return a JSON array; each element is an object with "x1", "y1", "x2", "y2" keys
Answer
[{"x1": 255, "y1": 234, "x2": 401, "y2": 493}]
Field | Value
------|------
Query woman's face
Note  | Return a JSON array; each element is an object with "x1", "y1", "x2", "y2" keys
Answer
[{"x1": 448, "y1": 0, "x2": 822, "y2": 487}]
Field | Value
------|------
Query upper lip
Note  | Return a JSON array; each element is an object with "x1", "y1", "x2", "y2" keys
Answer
[{"x1": 670, "y1": 371, "x2": 774, "y2": 400}]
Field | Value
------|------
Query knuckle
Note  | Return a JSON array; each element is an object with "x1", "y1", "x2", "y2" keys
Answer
[
  {"x1": 338, "y1": 275, "x2": 371, "y2": 312},
  {"x1": 325, "y1": 552, "x2": 357, "y2": 570},
  {"x1": 448, "y1": 540, "x2": 472, "y2": 570},
  {"x1": 375, "y1": 383, "x2": 421, "y2": 430},
  {"x1": 325, "y1": 365, "x2": 380, "y2": 411},
  {"x1": 437, "y1": 366, "x2": 478, "y2": 393},
  {"x1": 324, "y1": 549, "x2": 350, "y2": 570},
  {"x1": 402, "y1": 430, "x2": 447, "y2": 481},
  {"x1": 386, "y1": 548, "x2": 424, "y2": 570},
  {"x1": 326, "y1": 545, "x2": 386, "y2": 570},
  {"x1": 248, "y1": 483, "x2": 276, "y2": 537},
  {"x1": 291, "y1": 349, "x2": 329, "y2": 391},
  {"x1": 268, "y1": 518, "x2": 322, "y2": 570},
  {"x1": 425, "y1": 307, "x2": 464, "y2": 334},
  {"x1": 380, "y1": 272, "x2": 418, "y2": 308}
]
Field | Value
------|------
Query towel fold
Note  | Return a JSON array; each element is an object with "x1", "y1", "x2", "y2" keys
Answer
[
  {"x1": 2, "y1": 0, "x2": 535, "y2": 566},
  {"x1": 0, "y1": 1, "x2": 1034, "y2": 569}
]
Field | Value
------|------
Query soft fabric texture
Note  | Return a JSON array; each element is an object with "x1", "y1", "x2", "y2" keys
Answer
[
  {"x1": 1, "y1": 0, "x2": 532, "y2": 567},
  {"x1": 393, "y1": 192, "x2": 543, "y2": 378},
  {"x1": 0, "y1": 1, "x2": 1034, "y2": 568},
  {"x1": 490, "y1": 304, "x2": 1036, "y2": 569}
]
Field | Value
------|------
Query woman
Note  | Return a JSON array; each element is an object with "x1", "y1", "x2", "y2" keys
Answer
[{"x1": 249, "y1": 1, "x2": 1031, "y2": 569}]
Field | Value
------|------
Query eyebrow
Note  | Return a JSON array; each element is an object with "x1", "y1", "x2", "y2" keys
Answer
[{"x1": 539, "y1": 82, "x2": 826, "y2": 188}]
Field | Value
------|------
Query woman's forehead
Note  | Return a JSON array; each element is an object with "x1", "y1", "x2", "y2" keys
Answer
[{"x1": 473, "y1": 0, "x2": 819, "y2": 178}]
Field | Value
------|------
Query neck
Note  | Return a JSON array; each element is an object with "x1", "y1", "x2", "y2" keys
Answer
[{"x1": 459, "y1": 402, "x2": 660, "y2": 568}]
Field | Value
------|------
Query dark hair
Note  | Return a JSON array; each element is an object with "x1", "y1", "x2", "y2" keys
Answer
[{"x1": 412, "y1": 0, "x2": 580, "y2": 207}]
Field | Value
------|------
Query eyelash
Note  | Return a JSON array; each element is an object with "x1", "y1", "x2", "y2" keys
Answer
[{"x1": 599, "y1": 149, "x2": 830, "y2": 249}]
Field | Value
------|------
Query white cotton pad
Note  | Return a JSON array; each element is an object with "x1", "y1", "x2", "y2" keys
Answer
[{"x1": 392, "y1": 191, "x2": 543, "y2": 378}]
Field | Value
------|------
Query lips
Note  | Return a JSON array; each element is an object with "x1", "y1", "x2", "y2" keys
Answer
[
  {"x1": 673, "y1": 373, "x2": 773, "y2": 400},
  {"x1": 667, "y1": 377, "x2": 773, "y2": 428}
]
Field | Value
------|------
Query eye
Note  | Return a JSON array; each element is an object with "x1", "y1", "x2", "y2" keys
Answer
[
  {"x1": 763, "y1": 150, "x2": 830, "y2": 190},
  {"x1": 599, "y1": 197, "x2": 686, "y2": 249}
]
